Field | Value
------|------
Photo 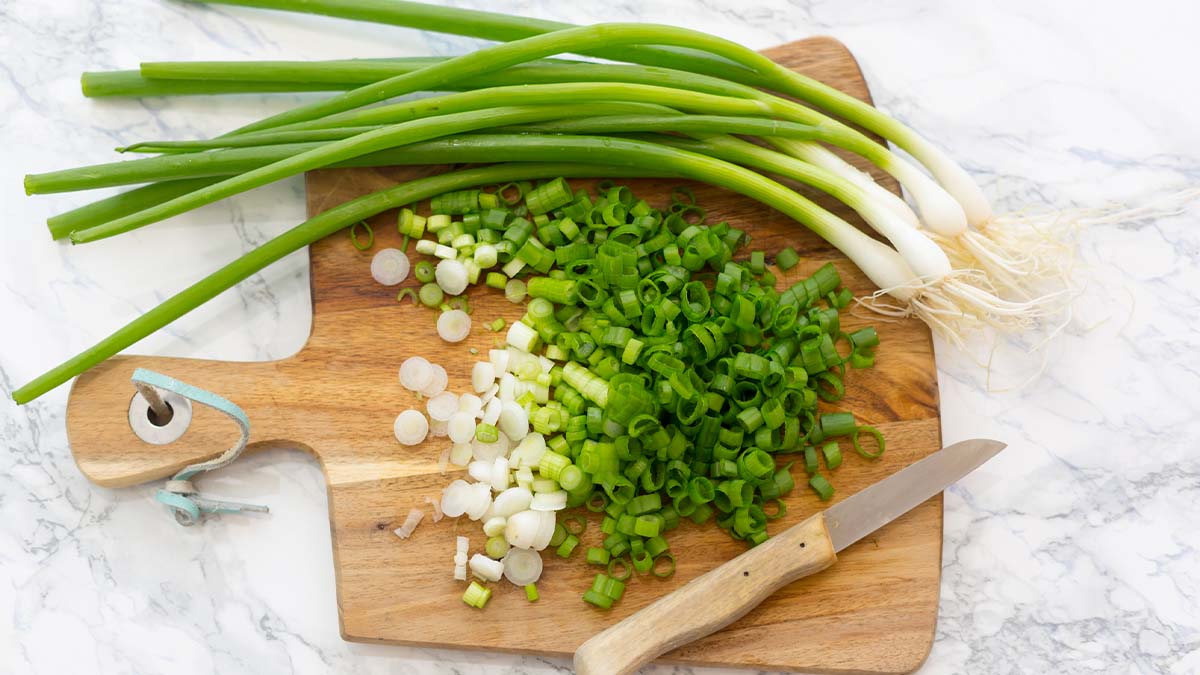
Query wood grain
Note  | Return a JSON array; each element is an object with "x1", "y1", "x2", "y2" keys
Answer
[{"x1": 64, "y1": 37, "x2": 942, "y2": 674}]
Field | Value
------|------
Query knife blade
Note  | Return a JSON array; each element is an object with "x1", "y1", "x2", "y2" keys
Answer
[{"x1": 574, "y1": 438, "x2": 1007, "y2": 675}]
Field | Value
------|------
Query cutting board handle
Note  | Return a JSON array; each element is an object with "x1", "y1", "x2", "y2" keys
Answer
[
  {"x1": 574, "y1": 512, "x2": 838, "y2": 675},
  {"x1": 66, "y1": 354, "x2": 305, "y2": 488}
]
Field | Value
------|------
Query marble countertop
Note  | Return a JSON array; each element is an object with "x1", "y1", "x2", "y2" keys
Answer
[{"x1": 2, "y1": 0, "x2": 1197, "y2": 673}]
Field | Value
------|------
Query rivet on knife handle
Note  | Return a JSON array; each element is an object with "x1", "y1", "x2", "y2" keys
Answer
[{"x1": 574, "y1": 512, "x2": 837, "y2": 675}]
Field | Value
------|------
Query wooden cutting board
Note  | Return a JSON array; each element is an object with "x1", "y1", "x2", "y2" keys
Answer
[{"x1": 64, "y1": 37, "x2": 941, "y2": 673}]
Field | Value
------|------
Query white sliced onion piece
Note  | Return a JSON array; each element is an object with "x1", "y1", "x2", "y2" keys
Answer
[
  {"x1": 458, "y1": 393, "x2": 483, "y2": 417},
  {"x1": 371, "y1": 248, "x2": 410, "y2": 286},
  {"x1": 505, "y1": 510, "x2": 542, "y2": 549},
  {"x1": 514, "y1": 466, "x2": 534, "y2": 490},
  {"x1": 398, "y1": 356, "x2": 433, "y2": 392},
  {"x1": 468, "y1": 461, "x2": 493, "y2": 484},
  {"x1": 481, "y1": 397, "x2": 502, "y2": 426},
  {"x1": 491, "y1": 456, "x2": 510, "y2": 492},
  {"x1": 498, "y1": 401, "x2": 529, "y2": 441},
  {"x1": 482, "y1": 516, "x2": 507, "y2": 537},
  {"x1": 492, "y1": 487, "x2": 533, "y2": 518},
  {"x1": 512, "y1": 432, "x2": 546, "y2": 468},
  {"x1": 489, "y1": 348, "x2": 510, "y2": 374},
  {"x1": 480, "y1": 383, "x2": 500, "y2": 405},
  {"x1": 454, "y1": 551, "x2": 468, "y2": 565},
  {"x1": 456, "y1": 535, "x2": 469, "y2": 554},
  {"x1": 468, "y1": 553, "x2": 504, "y2": 582},
  {"x1": 464, "y1": 482, "x2": 492, "y2": 521},
  {"x1": 502, "y1": 547, "x2": 544, "y2": 586},
  {"x1": 448, "y1": 411, "x2": 477, "y2": 444},
  {"x1": 471, "y1": 362, "x2": 496, "y2": 394},
  {"x1": 393, "y1": 508, "x2": 424, "y2": 539},
  {"x1": 498, "y1": 373, "x2": 517, "y2": 401},
  {"x1": 425, "y1": 496, "x2": 443, "y2": 522},
  {"x1": 449, "y1": 442, "x2": 473, "y2": 466},
  {"x1": 437, "y1": 309, "x2": 471, "y2": 343},
  {"x1": 440, "y1": 480, "x2": 472, "y2": 518},
  {"x1": 420, "y1": 364, "x2": 448, "y2": 397},
  {"x1": 530, "y1": 491, "x2": 568, "y2": 512},
  {"x1": 472, "y1": 434, "x2": 510, "y2": 462},
  {"x1": 426, "y1": 392, "x2": 459, "y2": 421},
  {"x1": 453, "y1": 565, "x2": 467, "y2": 581},
  {"x1": 429, "y1": 418, "x2": 448, "y2": 438},
  {"x1": 435, "y1": 259, "x2": 469, "y2": 296},
  {"x1": 532, "y1": 511, "x2": 557, "y2": 551},
  {"x1": 393, "y1": 409, "x2": 429, "y2": 446}
]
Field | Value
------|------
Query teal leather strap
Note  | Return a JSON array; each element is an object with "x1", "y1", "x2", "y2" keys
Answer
[{"x1": 132, "y1": 368, "x2": 269, "y2": 526}]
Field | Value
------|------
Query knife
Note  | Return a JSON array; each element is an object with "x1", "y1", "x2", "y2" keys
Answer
[{"x1": 574, "y1": 438, "x2": 1006, "y2": 675}]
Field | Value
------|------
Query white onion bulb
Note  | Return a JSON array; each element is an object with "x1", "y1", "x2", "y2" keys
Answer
[
  {"x1": 492, "y1": 487, "x2": 533, "y2": 518},
  {"x1": 426, "y1": 392, "x2": 459, "y2": 421},
  {"x1": 393, "y1": 409, "x2": 428, "y2": 446},
  {"x1": 371, "y1": 248, "x2": 410, "y2": 286},
  {"x1": 441, "y1": 480, "x2": 472, "y2": 518},
  {"x1": 504, "y1": 510, "x2": 542, "y2": 549},
  {"x1": 498, "y1": 401, "x2": 528, "y2": 441},
  {"x1": 502, "y1": 548, "x2": 544, "y2": 586},
  {"x1": 464, "y1": 482, "x2": 492, "y2": 521},
  {"x1": 472, "y1": 362, "x2": 496, "y2": 393},
  {"x1": 398, "y1": 356, "x2": 433, "y2": 392},
  {"x1": 458, "y1": 393, "x2": 483, "y2": 417},
  {"x1": 468, "y1": 553, "x2": 503, "y2": 582},
  {"x1": 437, "y1": 309, "x2": 471, "y2": 343},
  {"x1": 420, "y1": 364, "x2": 448, "y2": 397},
  {"x1": 530, "y1": 491, "x2": 568, "y2": 512},
  {"x1": 448, "y1": 411, "x2": 477, "y2": 444},
  {"x1": 435, "y1": 259, "x2": 469, "y2": 295}
]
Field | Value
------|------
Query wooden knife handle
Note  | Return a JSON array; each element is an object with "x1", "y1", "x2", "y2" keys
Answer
[{"x1": 574, "y1": 512, "x2": 837, "y2": 675}]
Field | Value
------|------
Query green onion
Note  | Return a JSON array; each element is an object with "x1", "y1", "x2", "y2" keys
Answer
[
  {"x1": 462, "y1": 581, "x2": 492, "y2": 609},
  {"x1": 809, "y1": 474, "x2": 835, "y2": 501},
  {"x1": 414, "y1": 260, "x2": 435, "y2": 283},
  {"x1": 853, "y1": 425, "x2": 886, "y2": 459},
  {"x1": 822, "y1": 441, "x2": 843, "y2": 470},
  {"x1": 349, "y1": 220, "x2": 374, "y2": 250},
  {"x1": 525, "y1": 583, "x2": 539, "y2": 602},
  {"x1": 776, "y1": 247, "x2": 800, "y2": 271}
]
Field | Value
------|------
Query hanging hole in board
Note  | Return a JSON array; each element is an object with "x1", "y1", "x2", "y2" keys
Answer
[{"x1": 129, "y1": 390, "x2": 193, "y2": 445}]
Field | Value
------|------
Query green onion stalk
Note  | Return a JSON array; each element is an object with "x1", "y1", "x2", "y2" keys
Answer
[
  {"x1": 121, "y1": 21, "x2": 962, "y2": 234},
  {"x1": 113, "y1": 56, "x2": 915, "y2": 219},
  {"x1": 197, "y1": 0, "x2": 989, "y2": 227},
  {"x1": 70, "y1": 77, "x2": 927, "y2": 224},
  {"x1": 32, "y1": 103, "x2": 685, "y2": 242}
]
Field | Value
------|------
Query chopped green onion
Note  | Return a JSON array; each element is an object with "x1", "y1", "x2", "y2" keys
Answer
[
  {"x1": 414, "y1": 260, "x2": 435, "y2": 283},
  {"x1": 776, "y1": 247, "x2": 800, "y2": 271},
  {"x1": 350, "y1": 220, "x2": 374, "y2": 250},
  {"x1": 556, "y1": 534, "x2": 580, "y2": 558},
  {"x1": 419, "y1": 282, "x2": 444, "y2": 308},
  {"x1": 586, "y1": 547, "x2": 611, "y2": 566},
  {"x1": 822, "y1": 441, "x2": 843, "y2": 469},
  {"x1": 462, "y1": 581, "x2": 492, "y2": 609},
  {"x1": 852, "y1": 425, "x2": 886, "y2": 459},
  {"x1": 525, "y1": 583, "x2": 539, "y2": 602},
  {"x1": 809, "y1": 474, "x2": 835, "y2": 501}
]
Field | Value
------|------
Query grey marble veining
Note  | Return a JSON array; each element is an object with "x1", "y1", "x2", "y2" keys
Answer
[{"x1": 2, "y1": 0, "x2": 1198, "y2": 673}]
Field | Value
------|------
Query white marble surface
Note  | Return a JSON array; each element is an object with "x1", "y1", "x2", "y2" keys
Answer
[{"x1": 2, "y1": 0, "x2": 1198, "y2": 673}]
